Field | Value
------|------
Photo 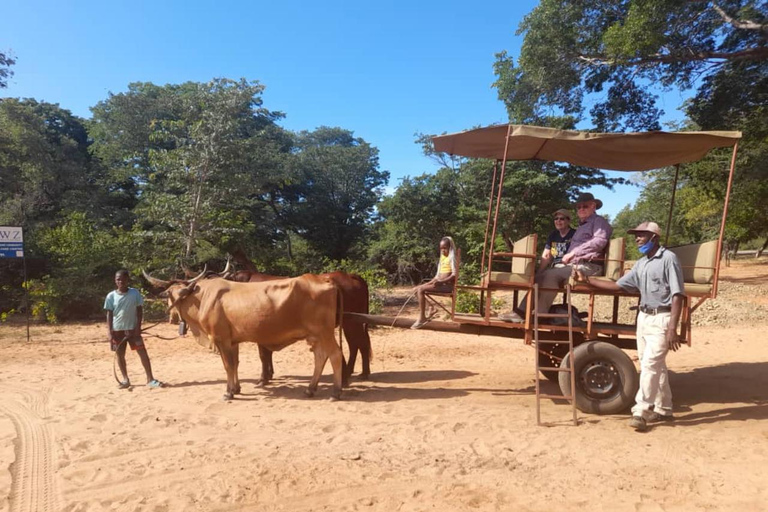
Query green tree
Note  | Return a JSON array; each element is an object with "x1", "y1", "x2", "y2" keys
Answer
[
  {"x1": 0, "y1": 99, "x2": 112, "y2": 319},
  {"x1": 28, "y1": 212, "x2": 122, "y2": 322},
  {"x1": 371, "y1": 138, "x2": 624, "y2": 283},
  {"x1": 494, "y1": 1, "x2": 767, "y2": 250},
  {"x1": 493, "y1": 0, "x2": 767, "y2": 130},
  {"x1": 0, "y1": 99, "x2": 101, "y2": 227},
  {"x1": 370, "y1": 167, "x2": 462, "y2": 282},
  {"x1": 282, "y1": 127, "x2": 389, "y2": 263},
  {"x1": 0, "y1": 51, "x2": 14, "y2": 89},
  {"x1": 89, "y1": 79, "x2": 291, "y2": 267},
  {"x1": 89, "y1": 81, "x2": 211, "y2": 229}
]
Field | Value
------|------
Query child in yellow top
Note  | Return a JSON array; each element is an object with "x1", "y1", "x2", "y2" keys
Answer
[{"x1": 412, "y1": 237, "x2": 457, "y2": 329}]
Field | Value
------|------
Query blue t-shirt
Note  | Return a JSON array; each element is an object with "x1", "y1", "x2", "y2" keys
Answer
[{"x1": 104, "y1": 288, "x2": 144, "y2": 330}]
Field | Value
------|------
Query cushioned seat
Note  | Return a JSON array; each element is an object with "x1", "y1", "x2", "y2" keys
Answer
[
  {"x1": 485, "y1": 234, "x2": 537, "y2": 288},
  {"x1": 603, "y1": 237, "x2": 626, "y2": 281},
  {"x1": 668, "y1": 240, "x2": 717, "y2": 284},
  {"x1": 571, "y1": 237, "x2": 625, "y2": 293},
  {"x1": 667, "y1": 240, "x2": 717, "y2": 297},
  {"x1": 682, "y1": 282, "x2": 714, "y2": 296},
  {"x1": 488, "y1": 272, "x2": 533, "y2": 284}
]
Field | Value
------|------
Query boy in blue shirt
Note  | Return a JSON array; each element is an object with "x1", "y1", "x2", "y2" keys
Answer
[{"x1": 104, "y1": 269, "x2": 163, "y2": 389}]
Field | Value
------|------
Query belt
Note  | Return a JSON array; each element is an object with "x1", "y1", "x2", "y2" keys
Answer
[{"x1": 639, "y1": 305, "x2": 671, "y2": 315}]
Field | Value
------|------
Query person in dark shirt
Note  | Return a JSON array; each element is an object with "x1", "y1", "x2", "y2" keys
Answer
[
  {"x1": 538, "y1": 208, "x2": 576, "y2": 272},
  {"x1": 500, "y1": 193, "x2": 611, "y2": 322}
]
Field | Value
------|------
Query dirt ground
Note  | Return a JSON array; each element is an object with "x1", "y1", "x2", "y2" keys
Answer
[{"x1": 1, "y1": 258, "x2": 767, "y2": 512}]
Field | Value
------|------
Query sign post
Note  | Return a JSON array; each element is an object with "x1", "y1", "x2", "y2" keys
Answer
[{"x1": 0, "y1": 226, "x2": 30, "y2": 341}]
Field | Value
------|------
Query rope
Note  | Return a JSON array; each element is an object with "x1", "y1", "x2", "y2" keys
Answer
[
  {"x1": 112, "y1": 334, "x2": 130, "y2": 385},
  {"x1": 390, "y1": 291, "x2": 417, "y2": 327},
  {"x1": 112, "y1": 321, "x2": 183, "y2": 384}
]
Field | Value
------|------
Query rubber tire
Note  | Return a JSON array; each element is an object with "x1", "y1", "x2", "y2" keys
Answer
[
  {"x1": 559, "y1": 341, "x2": 638, "y2": 415},
  {"x1": 538, "y1": 344, "x2": 569, "y2": 383}
]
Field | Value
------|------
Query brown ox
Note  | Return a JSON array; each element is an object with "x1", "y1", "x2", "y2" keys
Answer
[
  {"x1": 222, "y1": 253, "x2": 372, "y2": 384},
  {"x1": 144, "y1": 270, "x2": 344, "y2": 401}
]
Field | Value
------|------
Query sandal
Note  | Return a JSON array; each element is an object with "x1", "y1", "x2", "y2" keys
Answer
[
  {"x1": 118, "y1": 380, "x2": 131, "y2": 389},
  {"x1": 147, "y1": 379, "x2": 164, "y2": 388},
  {"x1": 411, "y1": 318, "x2": 430, "y2": 330}
]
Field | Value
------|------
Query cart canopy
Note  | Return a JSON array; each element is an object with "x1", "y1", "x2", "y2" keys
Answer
[{"x1": 431, "y1": 125, "x2": 741, "y2": 172}]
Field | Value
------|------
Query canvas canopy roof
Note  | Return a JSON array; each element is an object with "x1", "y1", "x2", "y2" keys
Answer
[{"x1": 431, "y1": 124, "x2": 741, "y2": 172}]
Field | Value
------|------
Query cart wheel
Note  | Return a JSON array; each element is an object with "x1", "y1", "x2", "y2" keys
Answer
[
  {"x1": 559, "y1": 341, "x2": 638, "y2": 415},
  {"x1": 538, "y1": 343, "x2": 569, "y2": 383}
]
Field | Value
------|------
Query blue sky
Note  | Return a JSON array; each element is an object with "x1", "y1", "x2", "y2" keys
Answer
[{"x1": 2, "y1": 0, "x2": 692, "y2": 218}]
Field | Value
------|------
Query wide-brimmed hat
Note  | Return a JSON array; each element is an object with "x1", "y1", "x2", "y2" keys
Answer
[
  {"x1": 627, "y1": 221, "x2": 661, "y2": 237},
  {"x1": 552, "y1": 208, "x2": 571, "y2": 220},
  {"x1": 573, "y1": 192, "x2": 603, "y2": 210}
]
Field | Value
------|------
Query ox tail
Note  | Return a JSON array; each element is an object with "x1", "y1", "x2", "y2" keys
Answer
[
  {"x1": 336, "y1": 284, "x2": 344, "y2": 353},
  {"x1": 355, "y1": 274, "x2": 373, "y2": 362}
]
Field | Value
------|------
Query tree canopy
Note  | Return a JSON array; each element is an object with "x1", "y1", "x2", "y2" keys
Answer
[
  {"x1": 493, "y1": 0, "x2": 767, "y2": 248},
  {"x1": 493, "y1": 0, "x2": 767, "y2": 131},
  {"x1": 1, "y1": 79, "x2": 391, "y2": 321},
  {"x1": 0, "y1": 51, "x2": 14, "y2": 89}
]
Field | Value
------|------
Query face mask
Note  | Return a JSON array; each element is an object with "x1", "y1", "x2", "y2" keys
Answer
[{"x1": 638, "y1": 237, "x2": 656, "y2": 255}]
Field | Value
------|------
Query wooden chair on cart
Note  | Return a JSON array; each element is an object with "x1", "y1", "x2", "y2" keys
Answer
[
  {"x1": 667, "y1": 239, "x2": 718, "y2": 344},
  {"x1": 482, "y1": 233, "x2": 538, "y2": 338},
  {"x1": 571, "y1": 236, "x2": 627, "y2": 336},
  {"x1": 423, "y1": 249, "x2": 461, "y2": 321}
]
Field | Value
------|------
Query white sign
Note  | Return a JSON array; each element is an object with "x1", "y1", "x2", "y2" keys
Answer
[{"x1": 0, "y1": 226, "x2": 24, "y2": 258}]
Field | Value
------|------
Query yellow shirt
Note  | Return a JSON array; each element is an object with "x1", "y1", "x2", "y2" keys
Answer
[{"x1": 439, "y1": 254, "x2": 452, "y2": 274}]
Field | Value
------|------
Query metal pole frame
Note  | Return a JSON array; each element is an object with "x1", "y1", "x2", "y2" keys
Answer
[
  {"x1": 713, "y1": 142, "x2": 739, "y2": 297},
  {"x1": 485, "y1": 125, "x2": 513, "y2": 275},
  {"x1": 480, "y1": 161, "x2": 499, "y2": 278},
  {"x1": 23, "y1": 246, "x2": 30, "y2": 342},
  {"x1": 665, "y1": 164, "x2": 680, "y2": 247}
]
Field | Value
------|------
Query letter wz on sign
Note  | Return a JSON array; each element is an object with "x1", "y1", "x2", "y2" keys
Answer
[{"x1": 0, "y1": 226, "x2": 24, "y2": 258}]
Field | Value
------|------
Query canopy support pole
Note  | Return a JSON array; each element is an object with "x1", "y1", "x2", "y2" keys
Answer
[
  {"x1": 713, "y1": 142, "x2": 739, "y2": 296},
  {"x1": 665, "y1": 164, "x2": 680, "y2": 247},
  {"x1": 486, "y1": 125, "x2": 513, "y2": 275},
  {"x1": 480, "y1": 161, "x2": 498, "y2": 277}
]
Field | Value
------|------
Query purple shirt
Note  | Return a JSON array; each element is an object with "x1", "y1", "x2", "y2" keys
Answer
[{"x1": 567, "y1": 213, "x2": 612, "y2": 263}]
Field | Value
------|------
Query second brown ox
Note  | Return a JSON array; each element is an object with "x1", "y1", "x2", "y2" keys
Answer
[{"x1": 144, "y1": 269, "x2": 345, "y2": 401}]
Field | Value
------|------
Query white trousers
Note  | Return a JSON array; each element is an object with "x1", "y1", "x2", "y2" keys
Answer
[{"x1": 632, "y1": 311, "x2": 673, "y2": 418}]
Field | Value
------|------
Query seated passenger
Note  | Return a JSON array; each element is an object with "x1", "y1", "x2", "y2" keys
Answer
[
  {"x1": 411, "y1": 236, "x2": 457, "y2": 329},
  {"x1": 538, "y1": 208, "x2": 576, "y2": 272},
  {"x1": 499, "y1": 193, "x2": 612, "y2": 322}
]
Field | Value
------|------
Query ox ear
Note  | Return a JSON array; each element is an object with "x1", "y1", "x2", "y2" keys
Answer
[{"x1": 177, "y1": 284, "x2": 199, "y2": 299}]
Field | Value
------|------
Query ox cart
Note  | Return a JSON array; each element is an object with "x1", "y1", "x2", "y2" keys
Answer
[{"x1": 346, "y1": 125, "x2": 741, "y2": 423}]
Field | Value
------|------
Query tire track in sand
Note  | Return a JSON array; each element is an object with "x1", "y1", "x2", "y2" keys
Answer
[{"x1": 0, "y1": 387, "x2": 60, "y2": 512}]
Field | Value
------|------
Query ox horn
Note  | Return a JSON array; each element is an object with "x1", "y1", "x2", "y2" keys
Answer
[
  {"x1": 142, "y1": 269, "x2": 171, "y2": 288},
  {"x1": 218, "y1": 258, "x2": 232, "y2": 276},
  {"x1": 186, "y1": 264, "x2": 208, "y2": 286}
]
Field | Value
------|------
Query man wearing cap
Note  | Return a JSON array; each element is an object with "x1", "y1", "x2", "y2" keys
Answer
[
  {"x1": 500, "y1": 192, "x2": 612, "y2": 321},
  {"x1": 579, "y1": 221, "x2": 685, "y2": 432},
  {"x1": 538, "y1": 209, "x2": 576, "y2": 272}
]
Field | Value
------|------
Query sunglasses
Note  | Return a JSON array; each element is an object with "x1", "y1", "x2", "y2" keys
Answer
[
  {"x1": 576, "y1": 204, "x2": 592, "y2": 210},
  {"x1": 554, "y1": 217, "x2": 569, "y2": 221}
]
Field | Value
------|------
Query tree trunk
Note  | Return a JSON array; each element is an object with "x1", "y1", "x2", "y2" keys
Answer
[
  {"x1": 186, "y1": 163, "x2": 207, "y2": 259},
  {"x1": 756, "y1": 238, "x2": 768, "y2": 258},
  {"x1": 285, "y1": 232, "x2": 293, "y2": 262}
]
